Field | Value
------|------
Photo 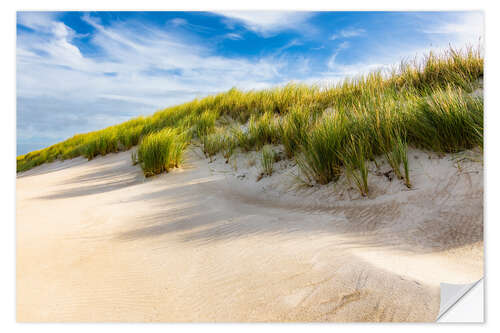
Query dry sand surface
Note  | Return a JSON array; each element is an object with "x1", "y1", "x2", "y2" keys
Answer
[{"x1": 16, "y1": 146, "x2": 483, "y2": 322}]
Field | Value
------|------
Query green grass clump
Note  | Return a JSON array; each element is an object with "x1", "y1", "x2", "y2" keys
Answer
[
  {"x1": 297, "y1": 113, "x2": 349, "y2": 185},
  {"x1": 117, "y1": 121, "x2": 144, "y2": 150},
  {"x1": 193, "y1": 110, "x2": 218, "y2": 138},
  {"x1": 260, "y1": 145, "x2": 276, "y2": 177},
  {"x1": 230, "y1": 125, "x2": 252, "y2": 151},
  {"x1": 280, "y1": 106, "x2": 311, "y2": 158},
  {"x1": 390, "y1": 47, "x2": 483, "y2": 93},
  {"x1": 201, "y1": 129, "x2": 226, "y2": 161},
  {"x1": 341, "y1": 135, "x2": 370, "y2": 196},
  {"x1": 82, "y1": 130, "x2": 119, "y2": 160},
  {"x1": 136, "y1": 129, "x2": 187, "y2": 177},
  {"x1": 221, "y1": 133, "x2": 236, "y2": 162},
  {"x1": 201, "y1": 127, "x2": 238, "y2": 163},
  {"x1": 248, "y1": 112, "x2": 281, "y2": 149},
  {"x1": 383, "y1": 132, "x2": 411, "y2": 188},
  {"x1": 407, "y1": 88, "x2": 483, "y2": 152}
]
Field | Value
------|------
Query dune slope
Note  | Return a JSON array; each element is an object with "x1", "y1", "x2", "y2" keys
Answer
[{"x1": 16, "y1": 148, "x2": 483, "y2": 322}]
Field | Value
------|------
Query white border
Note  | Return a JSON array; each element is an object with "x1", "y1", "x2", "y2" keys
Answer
[{"x1": 2, "y1": 1, "x2": 499, "y2": 331}]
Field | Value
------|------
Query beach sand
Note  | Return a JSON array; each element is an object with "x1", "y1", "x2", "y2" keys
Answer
[{"x1": 16, "y1": 147, "x2": 483, "y2": 322}]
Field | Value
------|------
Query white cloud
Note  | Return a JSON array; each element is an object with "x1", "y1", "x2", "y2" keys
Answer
[
  {"x1": 16, "y1": 13, "x2": 307, "y2": 142},
  {"x1": 420, "y1": 12, "x2": 484, "y2": 48},
  {"x1": 214, "y1": 11, "x2": 314, "y2": 36},
  {"x1": 169, "y1": 18, "x2": 188, "y2": 27},
  {"x1": 225, "y1": 32, "x2": 243, "y2": 40},
  {"x1": 330, "y1": 27, "x2": 366, "y2": 40},
  {"x1": 321, "y1": 12, "x2": 483, "y2": 86},
  {"x1": 327, "y1": 41, "x2": 350, "y2": 70},
  {"x1": 274, "y1": 39, "x2": 302, "y2": 54},
  {"x1": 17, "y1": 11, "x2": 58, "y2": 31}
]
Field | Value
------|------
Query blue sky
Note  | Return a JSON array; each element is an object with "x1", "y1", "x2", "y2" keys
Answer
[{"x1": 16, "y1": 11, "x2": 483, "y2": 154}]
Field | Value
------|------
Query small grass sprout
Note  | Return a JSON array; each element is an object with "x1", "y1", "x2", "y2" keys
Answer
[{"x1": 260, "y1": 145, "x2": 276, "y2": 178}]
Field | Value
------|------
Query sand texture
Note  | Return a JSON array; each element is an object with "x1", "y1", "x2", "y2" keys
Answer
[{"x1": 16, "y1": 147, "x2": 483, "y2": 322}]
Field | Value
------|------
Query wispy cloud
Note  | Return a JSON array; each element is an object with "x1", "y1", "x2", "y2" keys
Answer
[
  {"x1": 323, "y1": 40, "x2": 395, "y2": 84},
  {"x1": 214, "y1": 11, "x2": 314, "y2": 36},
  {"x1": 274, "y1": 39, "x2": 303, "y2": 54},
  {"x1": 16, "y1": 11, "x2": 59, "y2": 31},
  {"x1": 16, "y1": 13, "x2": 307, "y2": 142},
  {"x1": 419, "y1": 12, "x2": 483, "y2": 47},
  {"x1": 225, "y1": 32, "x2": 243, "y2": 40},
  {"x1": 167, "y1": 17, "x2": 215, "y2": 33},
  {"x1": 330, "y1": 27, "x2": 366, "y2": 40},
  {"x1": 169, "y1": 18, "x2": 188, "y2": 27},
  {"x1": 327, "y1": 41, "x2": 350, "y2": 70}
]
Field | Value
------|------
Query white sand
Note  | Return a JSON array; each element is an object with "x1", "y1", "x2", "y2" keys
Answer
[{"x1": 16, "y1": 146, "x2": 483, "y2": 322}]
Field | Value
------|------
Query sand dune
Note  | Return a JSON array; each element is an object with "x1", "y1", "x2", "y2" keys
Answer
[{"x1": 16, "y1": 148, "x2": 483, "y2": 322}]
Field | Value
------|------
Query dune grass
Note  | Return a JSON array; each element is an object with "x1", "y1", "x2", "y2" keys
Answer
[
  {"x1": 260, "y1": 145, "x2": 276, "y2": 177},
  {"x1": 135, "y1": 129, "x2": 187, "y2": 177},
  {"x1": 297, "y1": 112, "x2": 348, "y2": 185},
  {"x1": 248, "y1": 112, "x2": 281, "y2": 149},
  {"x1": 193, "y1": 110, "x2": 218, "y2": 138},
  {"x1": 342, "y1": 134, "x2": 370, "y2": 196},
  {"x1": 383, "y1": 132, "x2": 411, "y2": 188},
  {"x1": 201, "y1": 129, "x2": 227, "y2": 161},
  {"x1": 407, "y1": 87, "x2": 483, "y2": 152},
  {"x1": 280, "y1": 106, "x2": 311, "y2": 158},
  {"x1": 17, "y1": 46, "x2": 483, "y2": 195}
]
